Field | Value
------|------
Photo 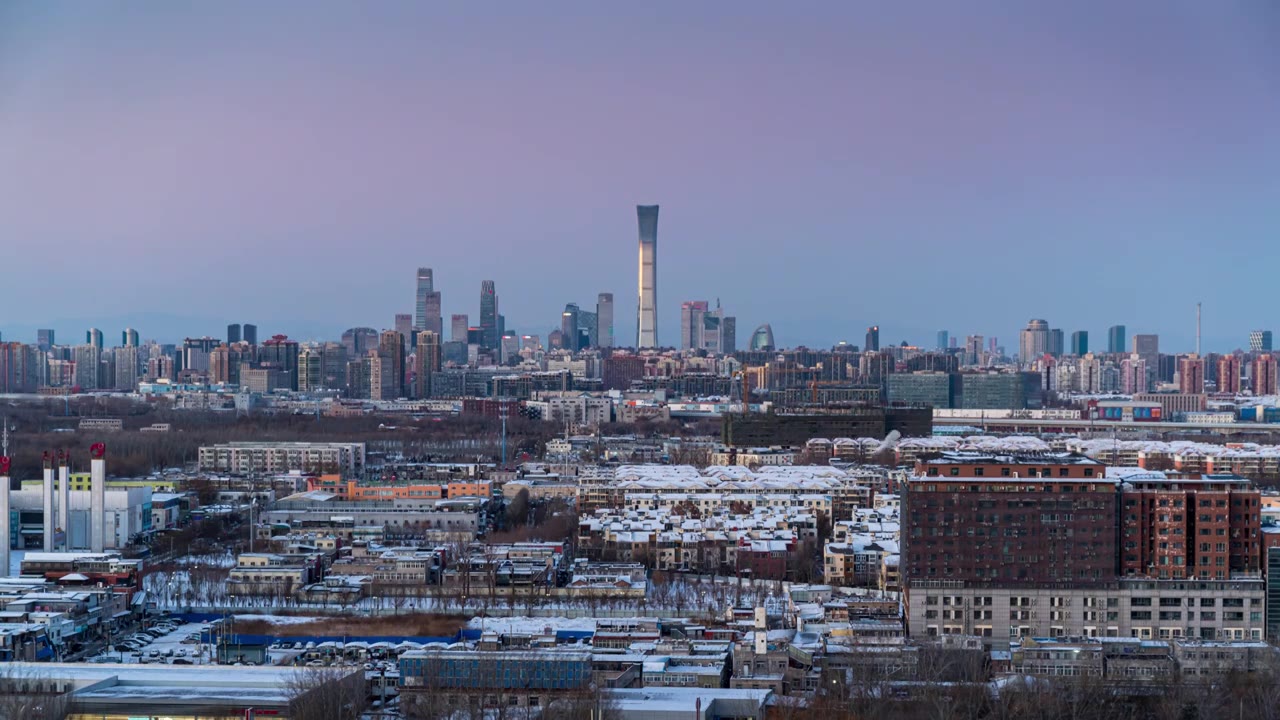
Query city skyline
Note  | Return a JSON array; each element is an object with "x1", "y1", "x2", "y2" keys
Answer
[{"x1": 2, "y1": 3, "x2": 1277, "y2": 350}]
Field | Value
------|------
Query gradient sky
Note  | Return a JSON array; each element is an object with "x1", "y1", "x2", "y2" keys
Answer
[{"x1": 2, "y1": 2, "x2": 1277, "y2": 351}]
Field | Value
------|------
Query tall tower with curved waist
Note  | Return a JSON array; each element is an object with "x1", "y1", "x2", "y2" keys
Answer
[{"x1": 636, "y1": 205, "x2": 659, "y2": 348}]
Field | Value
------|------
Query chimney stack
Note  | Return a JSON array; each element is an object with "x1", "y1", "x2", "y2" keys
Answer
[
  {"x1": 57, "y1": 451, "x2": 70, "y2": 550},
  {"x1": 0, "y1": 456, "x2": 10, "y2": 577},
  {"x1": 90, "y1": 443, "x2": 107, "y2": 553},
  {"x1": 42, "y1": 452, "x2": 54, "y2": 552}
]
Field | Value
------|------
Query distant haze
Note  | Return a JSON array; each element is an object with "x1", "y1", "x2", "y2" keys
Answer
[{"x1": 1, "y1": 2, "x2": 1276, "y2": 351}]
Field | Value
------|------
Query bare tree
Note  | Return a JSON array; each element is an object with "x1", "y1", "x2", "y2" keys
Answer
[
  {"x1": 285, "y1": 667, "x2": 368, "y2": 720},
  {"x1": 0, "y1": 666, "x2": 71, "y2": 720}
]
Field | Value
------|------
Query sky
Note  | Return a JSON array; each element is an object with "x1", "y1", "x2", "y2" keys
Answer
[{"x1": 1, "y1": 2, "x2": 1277, "y2": 351}]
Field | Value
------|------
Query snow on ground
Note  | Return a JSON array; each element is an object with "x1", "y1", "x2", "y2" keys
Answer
[
  {"x1": 232, "y1": 614, "x2": 324, "y2": 625},
  {"x1": 466, "y1": 616, "x2": 642, "y2": 634}
]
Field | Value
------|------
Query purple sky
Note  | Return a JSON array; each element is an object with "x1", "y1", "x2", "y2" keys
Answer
[{"x1": 2, "y1": 2, "x2": 1277, "y2": 350}]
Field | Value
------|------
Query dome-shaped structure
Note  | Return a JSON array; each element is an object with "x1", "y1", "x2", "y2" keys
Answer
[{"x1": 749, "y1": 324, "x2": 775, "y2": 351}]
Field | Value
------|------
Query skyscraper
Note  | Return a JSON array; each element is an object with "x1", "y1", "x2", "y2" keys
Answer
[
  {"x1": 415, "y1": 267, "x2": 433, "y2": 327},
  {"x1": 395, "y1": 314, "x2": 414, "y2": 347},
  {"x1": 114, "y1": 344, "x2": 139, "y2": 391},
  {"x1": 243, "y1": 324, "x2": 258, "y2": 345},
  {"x1": 749, "y1": 324, "x2": 775, "y2": 351},
  {"x1": 681, "y1": 301, "x2": 710, "y2": 350},
  {"x1": 260, "y1": 335, "x2": 301, "y2": 391},
  {"x1": 479, "y1": 280, "x2": 498, "y2": 349},
  {"x1": 936, "y1": 331, "x2": 949, "y2": 351},
  {"x1": 451, "y1": 314, "x2": 469, "y2": 343},
  {"x1": 722, "y1": 317, "x2": 737, "y2": 354},
  {"x1": 1106, "y1": 325, "x2": 1126, "y2": 354},
  {"x1": 341, "y1": 327, "x2": 379, "y2": 359},
  {"x1": 636, "y1": 205, "x2": 659, "y2": 348},
  {"x1": 227, "y1": 324, "x2": 241, "y2": 344},
  {"x1": 414, "y1": 330, "x2": 441, "y2": 398},
  {"x1": 1218, "y1": 355, "x2": 1242, "y2": 394},
  {"x1": 122, "y1": 328, "x2": 139, "y2": 347},
  {"x1": 865, "y1": 326, "x2": 880, "y2": 353},
  {"x1": 86, "y1": 328, "x2": 103, "y2": 350},
  {"x1": 415, "y1": 268, "x2": 443, "y2": 335},
  {"x1": 1253, "y1": 355, "x2": 1278, "y2": 396},
  {"x1": 36, "y1": 329, "x2": 55, "y2": 351},
  {"x1": 1070, "y1": 331, "x2": 1088, "y2": 356},
  {"x1": 965, "y1": 335, "x2": 984, "y2": 366},
  {"x1": 1250, "y1": 330, "x2": 1273, "y2": 353},
  {"x1": 1133, "y1": 334, "x2": 1159, "y2": 366},
  {"x1": 1018, "y1": 319, "x2": 1050, "y2": 362},
  {"x1": 561, "y1": 305, "x2": 581, "y2": 352},
  {"x1": 1048, "y1": 328, "x2": 1064, "y2": 357},
  {"x1": 596, "y1": 293, "x2": 614, "y2": 348},
  {"x1": 297, "y1": 347, "x2": 323, "y2": 392},
  {"x1": 1179, "y1": 354, "x2": 1205, "y2": 394},
  {"x1": 378, "y1": 329, "x2": 405, "y2": 398}
]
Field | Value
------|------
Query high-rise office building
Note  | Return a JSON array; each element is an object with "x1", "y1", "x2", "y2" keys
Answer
[
  {"x1": 1070, "y1": 330, "x2": 1088, "y2": 356},
  {"x1": 414, "y1": 330, "x2": 441, "y2": 399},
  {"x1": 596, "y1": 293, "x2": 614, "y2": 348},
  {"x1": 243, "y1": 324, "x2": 258, "y2": 345},
  {"x1": 37, "y1": 329, "x2": 55, "y2": 351},
  {"x1": 681, "y1": 301, "x2": 709, "y2": 351},
  {"x1": 414, "y1": 268, "x2": 443, "y2": 336},
  {"x1": 749, "y1": 324, "x2": 775, "y2": 351},
  {"x1": 1178, "y1": 354, "x2": 1205, "y2": 394},
  {"x1": 122, "y1": 328, "x2": 139, "y2": 347},
  {"x1": 636, "y1": 205, "x2": 659, "y2": 348},
  {"x1": 864, "y1": 326, "x2": 880, "y2": 353},
  {"x1": 479, "y1": 280, "x2": 498, "y2": 349},
  {"x1": 1047, "y1": 328, "x2": 1064, "y2": 357},
  {"x1": 936, "y1": 331, "x2": 948, "y2": 351},
  {"x1": 722, "y1": 317, "x2": 737, "y2": 354},
  {"x1": 451, "y1": 314, "x2": 469, "y2": 343},
  {"x1": 259, "y1": 335, "x2": 301, "y2": 391},
  {"x1": 414, "y1": 267, "x2": 433, "y2": 327},
  {"x1": 1250, "y1": 330, "x2": 1273, "y2": 353},
  {"x1": 297, "y1": 347, "x2": 323, "y2": 392},
  {"x1": 964, "y1": 335, "x2": 984, "y2": 366},
  {"x1": 395, "y1": 314, "x2": 414, "y2": 347},
  {"x1": 561, "y1": 305, "x2": 581, "y2": 352},
  {"x1": 1018, "y1": 319, "x2": 1050, "y2": 362},
  {"x1": 227, "y1": 324, "x2": 242, "y2": 345},
  {"x1": 1132, "y1": 334, "x2": 1158, "y2": 357},
  {"x1": 86, "y1": 328, "x2": 103, "y2": 350},
  {"x1": 378, "y1": 330, "x2": 405, "y2": 398},
  {"x1": 1107, "y1": 325, "x2": 1126, "y2": 353},
  {"x1": 341, "y1": 327, "x2": 379, "y2": 359}
]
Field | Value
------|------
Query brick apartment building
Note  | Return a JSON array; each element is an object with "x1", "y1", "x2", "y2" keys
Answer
[
  {"x1": 1119, "y1": 472, "x2": 1261, "y2": 580},
  {"x1": 904, "y1": 453, "x2": 1266, "y2": 648},
  {"x1": 908, "y1": 453, "x2": 1117, "y2": 586}
]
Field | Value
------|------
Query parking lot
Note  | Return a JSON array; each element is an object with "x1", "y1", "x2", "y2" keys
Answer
[{"x1": 90, "y1": 619, "x2": 231, "y2": 666}]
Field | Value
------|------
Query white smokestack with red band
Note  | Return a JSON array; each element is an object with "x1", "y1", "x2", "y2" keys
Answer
[{"x1": 90, "y1": 443, "x2": 107, "y2": 553}]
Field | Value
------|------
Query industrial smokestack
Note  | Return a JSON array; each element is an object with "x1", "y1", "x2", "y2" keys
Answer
[
  {"x1": 90, "y1": 443, "x2": 107, "y2": 553},
  {"x1": 0, "y1": 456, "x2": 10, "y2": 577},
  {"x1": 57, "y1": 451, "x2": 70, "y2": 551},
  {"x1": 42, "y1": 453, "x2": 54, "y2": 552}
]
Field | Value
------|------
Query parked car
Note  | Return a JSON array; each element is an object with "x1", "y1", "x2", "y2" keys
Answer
[{"x1": 171, "y1": 658, "x2": 194, "y2": 665}]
